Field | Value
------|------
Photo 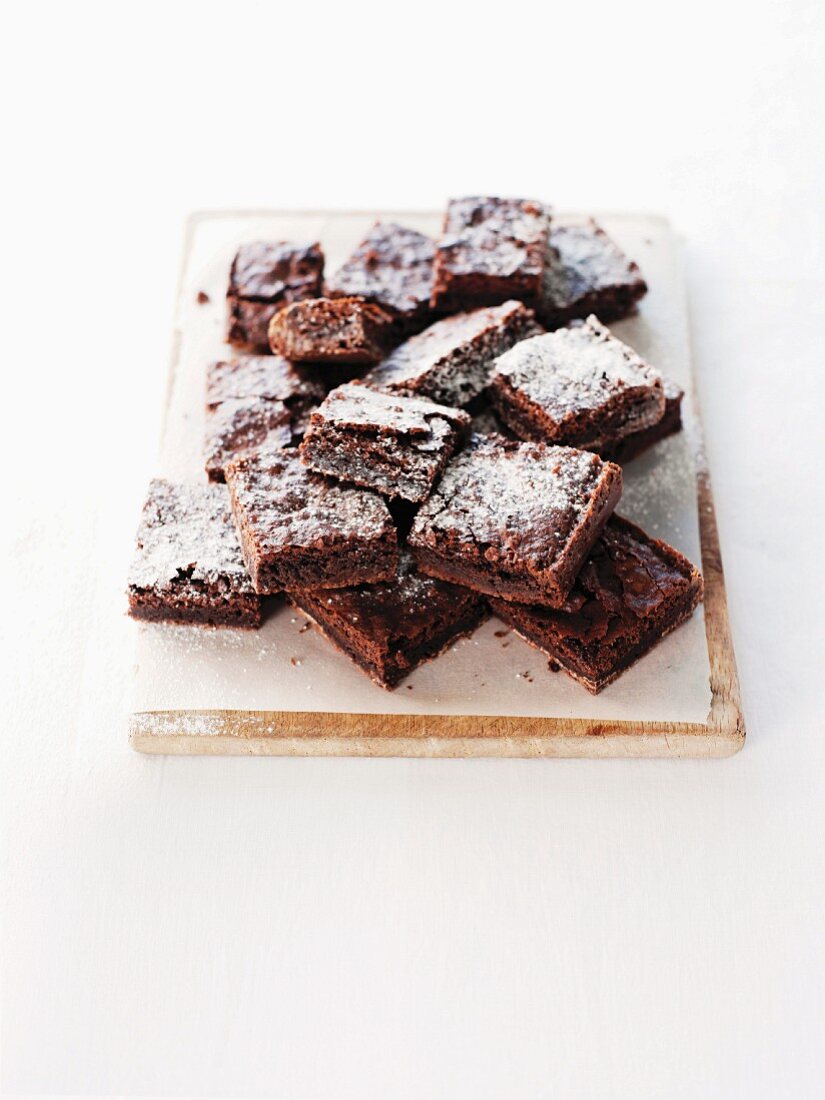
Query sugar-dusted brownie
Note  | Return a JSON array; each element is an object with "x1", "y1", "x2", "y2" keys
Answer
[
  {"x1": 206, "y1": 354, "x2": 327, "y2": 409},
  {"x1": 408, "y1": 435, "x2": 622, "y2": 607},
  {"x1": 204, "y1": 354, "x2": 327, "y2": 481},
  {"x1": 431, "y1": 196, "x2": 551, "y2": 312},
  {"x1": 604, "y1": 377, "x2": 684, "y2": 463},
  {"x1": 299, "y1": 382, "x2": 471, "y2": 503},
  {"x1": 489, "y1": 515, "x2": 703, "y2": 693},
  {"x1": 127, "y1": 479, "x2": 261, "y2": 627},
  {"x1": 289, "y1": 551, "x2": 489, "y2": 689},
  {"x1": 326, "y1": 222, "x2": 435, "y2": 334},
  {"x1": 364, "y1": 301, "x2": 540, "y2": 407},
  {"x1": 224, "y1": 448, "x2": 398, "y2": 594},
  {"x1": 538, "y1": 219, "x2": 647, "y2": 329},
  {"x1": 226, "y1": 241, "x2": 324, "y2": 351},
  {"x1": 267, "y1": 296, "x2": 395, "y2": 365},
  {"x1": 489, "y1": 317, "x2": 665, "y2": 452}
]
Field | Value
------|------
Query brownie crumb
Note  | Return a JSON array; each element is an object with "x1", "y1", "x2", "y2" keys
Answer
[{"x1": 196, "y1": 290, "x2": 210, "y2": 304}]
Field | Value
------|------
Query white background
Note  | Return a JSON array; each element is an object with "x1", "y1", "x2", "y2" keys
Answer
[{"x1": 2, "y1": 1, "x2": 824, "y2": 1097}]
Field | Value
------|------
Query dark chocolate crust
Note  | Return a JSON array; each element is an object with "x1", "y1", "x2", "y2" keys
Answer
[
  {"x1": 226, "y1": 241, "x2": 324, "y2": 352},
  {"x1": 364, "y1": 300, "x2": 541, "y2": 407},
  {"x1": 603, "y1": 379, "x2": 684, "y2": 463},
  {"x1": 300, "y1": 383, "x2": 471, "y2": 503},
  {"x1": 326, "y1": 222, "x2": 435, "y2": 334},
  {"x1": 431, "y1": 196, "x2": 551, "y2": 312},
  {"x1": 268, "y1": 297, "x2": 395, "y2": 365},
  {"x1": 408, "y1": 435, "x2": 623, "y2": 607},
  {"x1": 127, "y1": 479, "x2": 261, "y2": 628},
  {"x1": 224, "y1": 448, "x2": 398, "y2": 594},
  {"x1": 537, "y1": 219, "x2": 647, "y2": 330},
  {"x1": 289, "y1": 552, "x2": 489, "y2": 688},
  {"x1": 489, "y1": 317, "x2": 665, "y2": 451},
  {"x1": 489, "y1": 515, "x2": 703, "y2": 692}
]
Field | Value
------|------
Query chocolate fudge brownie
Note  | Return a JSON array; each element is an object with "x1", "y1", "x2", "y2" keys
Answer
[
  {"x1": 224, "y1": 448, "x2": 398, "y2": 594},
  {"x1": 326, "y1": 222, "x2": 435, "y2": 334},
  {"x1": 205, "y1": 356, "x2": 328, "y2": 481},
  {"x1": 206, "y1": 355, "x2": 326, "y2": 408},
  {"x1": 431, "y1": 197, "x2": 551, "y2": 311},
  {"x1": 268, "y1": 296, "x2": 395, "y2": 365},
  {"x1": 127, "y1": 479, "x2": 261, "y2": 627},
  {"x1": 408, "y1": 435, "x2": 622, "y2": 607},
  {"x1": 289, "y1": 551, "x2": 489, "y2": 689},
  {"x1": 364, "y1": 301, "x2": 540, "y2": 407},
  {"x1": 604, "y1": 377, "x2": 684, "y2": 463},
  {"x1": 299, "y1": 383, "x2": 471, "y2": 503},
  {"x1": 489, "y1": 515, "x2": 703, "y2": 693},
  {"x1": 489, "y1": 317, "x2": 665, "y2": 452},
  {"x1": 205, "y1": 398, "x2": 293, "y2": 483},
  {"x1": 227, "y1": 241, "x2": 324, "y2": 352},
  {"x1": 538, "y1": 219, "x2": 647, "y2": 329}
]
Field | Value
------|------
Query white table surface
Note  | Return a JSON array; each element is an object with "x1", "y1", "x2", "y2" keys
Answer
[{"x1": 3, "y1": 2, "x2": 824, "y2": 1097}]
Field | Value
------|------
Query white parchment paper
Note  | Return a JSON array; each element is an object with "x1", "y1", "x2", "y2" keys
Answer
[{"x1": 131, "y1": 211, "x2": 712, "y2": 723}]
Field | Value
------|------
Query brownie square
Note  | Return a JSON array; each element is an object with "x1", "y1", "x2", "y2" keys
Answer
[
  {"x1": 489, "y1": 515, "x2": 703, "y2": 693},
  {"x1": 268, "y1": 296, "x2": 395, "y2": 365},
  {"x1": 127, "y1": 479, "x2": 261, "y2": 627},
  {"x1": 538, "y1": 219, "x2": 647, "y2": 330},
  {"x1": 603, "y1": 377, "x2": 684, "y2": 463},
  {"x1": 431, "y1": 196, "x2": 551, "y2": 312},
  {"x1": 289, "y1": 551, "x2": 489, "y2": 689},
  {"x1": 204, "y1": 398, "x2": 294, "y2": 483},
  {"x1": 326, "y1": 222, "x2": 435, "y2": 334},
  {"x1": 489, "y1": 316, "x2": 665, "y2": 452},
  {"x1": 364, "y1": 300, "x2": 540, "y2": 407},
  {"x1": 226, "y1": 241, "x2": 324, "y2": 352},
  {"x1": 204, "y1": 355, "x2": 328, "y2": 481},
  {"x1": 408, "y1": 435, "x2": 622, "y2": 607},
  {"x1": 299, "y1": 382, "x2": 471, "y2": 503},
  {"x1": 224, "y1": 448, "x2": 398, "y2": 594},
  {"x1": 206, "y1": 355, "x2": 327, "y2": 409}
]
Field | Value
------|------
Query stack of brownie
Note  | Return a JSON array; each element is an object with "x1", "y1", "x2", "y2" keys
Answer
[{"x1": 128, "y1": 198, "x2": 702, "y2": 694}]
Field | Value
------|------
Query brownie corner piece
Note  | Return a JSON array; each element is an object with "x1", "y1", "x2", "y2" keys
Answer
[
  {"x1": 489, "y1": 515, "x2": 703, "y2": 692},
  {"x1": 224, "y1": 448, "x2": 398, "y2": 594},
  {"x1": 489, "y1": 316, "x2": 665, "y2": 451},
  {"x1": 408, "y1": 436, "x2": 622, "y2": 607},
  {"x1": 226, "y1": 240, "x2": 325, "y2": 351},
  {"x1": 431, "y1": 196, "x2": 551, "y2": 311},
  {"x1": 289, "y1": 551, "x2": 489, "y2": 688},
  {"x1": 326, "y1": 221, "x2": 436, "y2": 334},
  {"x1": 538, "y1": 218, "x2": 647, "y2": 329},
  {"x1": 299, "y1": 382, "x2": 470, "y2": 503},
  {"x1": 127, "y1": 478, "x2": 261, "y2": 628}
]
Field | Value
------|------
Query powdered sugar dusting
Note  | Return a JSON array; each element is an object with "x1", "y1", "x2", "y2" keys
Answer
[
  {"x1": 364, "y1": 301, "x2": 540, "y2": 404},
  {"x1": 310, "y1": 382, "x2": 469, "y2": 437},
  {"x1": 225, "y1": 448, "x2": 394, "y2": 549},
  {"x1": 410, "y1": 436, "x2": 614, "y2": 561},
  {"x1": 493, "y1": 317, "x2": 662, "y2": 420},
  {"x1": 128, "y1": 479, "x2": 254, "y2": 593},
  {"x1": 206, "y1": 355, "x2": 325, "y2": 407},
  {"x1": 543, "y1": 219, "x2": 643, "y2": 306}
]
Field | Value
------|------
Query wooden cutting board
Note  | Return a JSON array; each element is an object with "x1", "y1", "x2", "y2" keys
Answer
[{"x1": 129, "y1": 210, "x2": 744, "y2": 758}]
